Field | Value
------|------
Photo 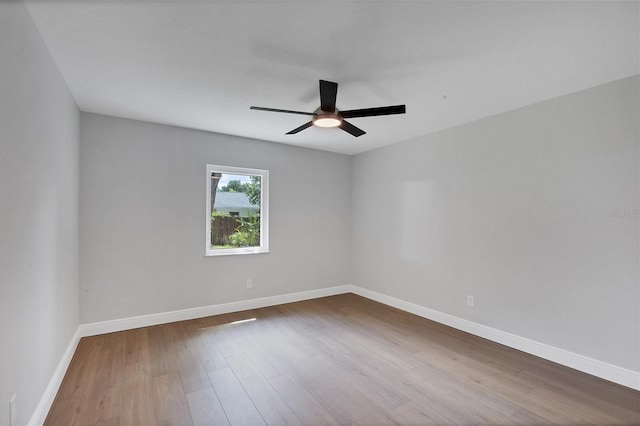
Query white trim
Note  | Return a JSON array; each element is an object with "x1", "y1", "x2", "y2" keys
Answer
[
  {"x1": 205, "y1": 164, "x2": 269, "y2": 256},
  {"x1": 79, "y1": 285, "x2": 353, "y2": 337},
  {"x1": 30, "y1": 283, "x2": 639, "y2": 425},
  {"x1": 350, "y1": 286, "x2": 640, "y2": 391},
  {"x1": 28, "y1": 328, "x2": 81, "y2": 426},
  {"x1": 78, "y1": 283, "x2": 639, "y2": 389}
]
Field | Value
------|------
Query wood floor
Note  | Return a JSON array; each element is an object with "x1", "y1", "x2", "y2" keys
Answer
[{"x1": 46, "y1": 294, "x2": 640, "y2": 425}]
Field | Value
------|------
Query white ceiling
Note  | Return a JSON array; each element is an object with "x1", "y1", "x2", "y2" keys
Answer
[{"x1": 26, "y1": 1, "x2": 639, "y2": 155}]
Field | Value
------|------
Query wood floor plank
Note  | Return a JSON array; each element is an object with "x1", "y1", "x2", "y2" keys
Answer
[
  {"x1": 403, "y1": 363, "x2": 522, "y2": 419},
  {"x1": 352, "y1": 400, "x2": 459, "y2": 426},
  {"x1": 206, "y1": 325, "x2": 246, "y2": 359},
  {"x1": 123, "y1": 328, "x2": 150, "y2": 365},
  {"x1": 151, "y1": 372, "x2": 194, "y2": 426},
  {"x1": 517, "y1": 368, "x2": 640, "y2": 419},
  {"x1": 392, "y1": 400, "x2": 461, "y2": 425},
  {"x1": 185, "y1": 387, "x2": 229, "y2": 426},
  {"x1": 119, "y1": 362, "x2": 156, "y2": 426},
  {"x1": 414, "y1": 343, "x2": 512, "y2": 382},
  {"x1": 269, "y1": 374, "x2": 341, "y2": 425},
  {"x1": 243, "y1": 346, "x2": 295, "y2": 379},
  {"x1": 146, "y1": 325, "x2": 175, "y2": 378},
  {"x1": 190, "y1": 323, "x2": 229, "y2": 372},
  {"x1": 85, "y1": 386, "x2": 122, "y2": 425},
  {"x1": 281, "y1": 353, "x2": 388, "y2": 424},
  {"x1": 207, "y1": 367, "x2": 265, "y2": 425},
  {"x1": 54, "y1": 336, "x2": 103, "y2": 401},
  {"x1": 87, "y1": 416, "x2": 121, "y2": 426},
  {"x1": 45, "y1": 294, "x2": 640, "y2": 426},
  {"x1": 225, "y1": 353, "x2": 302, "y2": 425},
  {"x1": 95, "y1": 333, "x2": 126, "y2": 390},
  {"x1": 170, "y1": 331, "x2": 211, "y2": 394},
  {"x1": 316, "y1": 345, "x2": 409, "y2": 411},
  {"x1": 399, "y1": 368, "x2": 509, "y2": 424},
  {"x1": 45, "y1": 396, "x2": 87, "y2": 426},
  {"x1": 510, "y1": 407, "x2": 555, "y2": 425}
]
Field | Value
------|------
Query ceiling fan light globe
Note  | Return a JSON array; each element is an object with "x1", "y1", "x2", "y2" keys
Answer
[{"x1": 313, "y1": 116, "x2": 341, "y2": 128}]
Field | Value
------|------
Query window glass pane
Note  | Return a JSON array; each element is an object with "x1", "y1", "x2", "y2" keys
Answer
[{"x1": 210, "y1": 172, "x2": 261, "y2": 249}]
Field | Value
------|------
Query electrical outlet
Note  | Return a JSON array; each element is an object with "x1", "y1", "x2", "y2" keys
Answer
[
  {"x1": 466, "y1": 295, "x2": 475, "y2": 308},
  {"x1": 9, "y1": 394, "x2": 16, "y2": 426},
  {"x1": 246, "y1": 279, "x2": 253, "y2": 289}
]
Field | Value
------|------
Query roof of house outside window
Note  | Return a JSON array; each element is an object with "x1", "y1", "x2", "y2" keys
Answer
[{"x1": 214, "y1": 192, "x2": 259, "y2": 209}]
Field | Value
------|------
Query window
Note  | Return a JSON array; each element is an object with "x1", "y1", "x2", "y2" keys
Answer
[{"x1": 206, "y1": 165, "x2": 269, "y2": 256}]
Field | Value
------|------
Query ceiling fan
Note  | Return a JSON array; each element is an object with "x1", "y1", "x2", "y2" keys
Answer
[{"x1": 250, "y1": 79, "x2": 406, "y2": 137}]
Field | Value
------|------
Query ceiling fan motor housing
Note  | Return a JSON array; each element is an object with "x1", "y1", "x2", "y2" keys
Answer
[{"x1": 313, "y1": 108, "x2": 342, "y2": 128}]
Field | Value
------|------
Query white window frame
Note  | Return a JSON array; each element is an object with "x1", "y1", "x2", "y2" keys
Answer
[{"x1": 206, "y1": 164, "x2": 269, "y2": 256}]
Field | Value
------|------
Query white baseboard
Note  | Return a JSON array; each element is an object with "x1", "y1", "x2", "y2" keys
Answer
[
  {"x1": 28, "y1": 327, "x2": 81, "y2": 426},
  {"x1": 350, "y1": 286, "x2": 640, "y2": 391},
  {"x1": 79, "y1": 285, "x2": 354, "y2": 337},
  {"x1": 31, "y1": 282, "x2": 639, "y2": 425},
  {"x1": 29, "y1": 285, "x2": 353, "y2": 425}
]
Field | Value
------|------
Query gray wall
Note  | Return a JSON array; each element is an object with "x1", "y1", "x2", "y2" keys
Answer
[
  {"x1": 0, "y1": 3, "x2": 80, "y2": 425},
  {"x1": 352, "y1": 75, "x2": 639, "y2": 371},
  {"x1": 80, "y1": 113, "x2": 352, "y2": 323}
]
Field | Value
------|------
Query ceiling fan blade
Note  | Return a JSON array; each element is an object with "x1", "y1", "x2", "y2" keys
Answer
[
  {"x1": 286, "y1": 121, "x2": 313, "y2": 134},
  {"x1": 319, "y1": 80, "x2": 338, "y2": 112},
  {"x1": 340, "y1": 105, "x2": 406, "y2": 118},
  {"x1": 250, "y1": 106, "x2": 315, "y2": 116},
  {"x1": 339, "y1": 120, "x2": 366, "y2": 137}
]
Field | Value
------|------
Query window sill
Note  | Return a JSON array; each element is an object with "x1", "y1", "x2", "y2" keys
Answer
[{"x1": 205, "y1": 248, "x2": 270, "y2": 257}]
